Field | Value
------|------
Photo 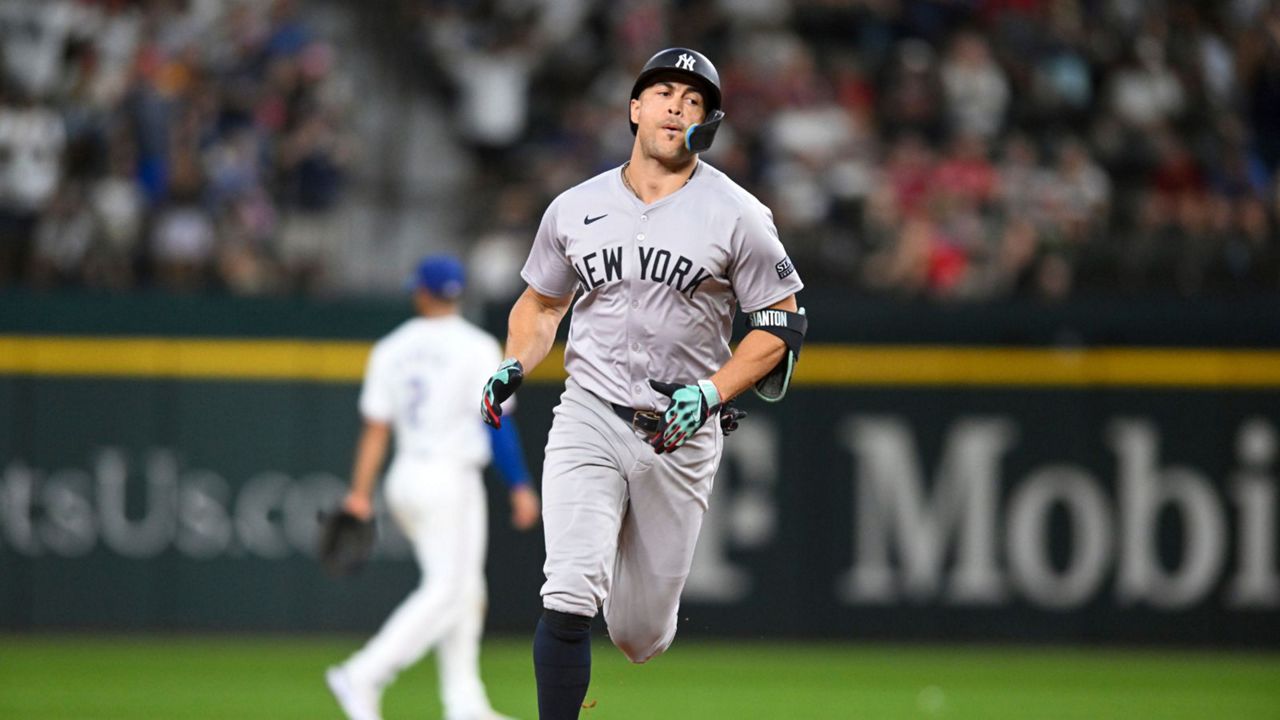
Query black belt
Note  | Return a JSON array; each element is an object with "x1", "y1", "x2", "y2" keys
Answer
[{"x1": 610, "y1": 402, "x2": 662, "y2": 435}]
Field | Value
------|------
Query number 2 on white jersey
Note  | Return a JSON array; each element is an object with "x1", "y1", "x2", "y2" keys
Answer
[{"x1": 405, "y1": 376, "x2": 427, "y2": 427}]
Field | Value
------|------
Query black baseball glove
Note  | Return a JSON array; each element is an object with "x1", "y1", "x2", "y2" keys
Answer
[{"x1": 317, "y1": 509, "x2": 376, "y2": 578}]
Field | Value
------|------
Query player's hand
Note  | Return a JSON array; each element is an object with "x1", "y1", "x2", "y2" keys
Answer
[
  {"x1": 719, "y1": 403, "x2": 747, "y2": 436},
  {"x1": 341, "y1": 491, "x2": 375, "y2": 522},
  {"x1": 509, "y1": 485, "x2": 541, "y2": 530},
  {"x1": 648, "y1": 378, "x2": 721, "y2": 454},
  {"x1": 481, "y1": 358, "x2": 524, "y2": 428}
]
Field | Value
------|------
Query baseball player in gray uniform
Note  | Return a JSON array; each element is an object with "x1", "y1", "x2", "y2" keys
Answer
[{"x1": 480, "y1": 48, "x2": 807, "y2": 719}]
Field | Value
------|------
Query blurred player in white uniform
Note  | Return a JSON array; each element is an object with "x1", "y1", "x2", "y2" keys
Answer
[{"x1": 327, "y1": 255, "x2": 541, "y2": 720}]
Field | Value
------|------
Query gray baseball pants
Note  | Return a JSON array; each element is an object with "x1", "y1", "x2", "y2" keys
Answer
[{"x1": 539, "y1": 377, "x2": 722, "y2": 663}]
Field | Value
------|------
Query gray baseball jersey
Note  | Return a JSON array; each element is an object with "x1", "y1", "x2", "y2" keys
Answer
[
  {"x1": 523, "y1": 160, "x2": 802, "y2": 662},
  {"x1": 521, "y1": 160, "x2": 804, "y2": 410}
]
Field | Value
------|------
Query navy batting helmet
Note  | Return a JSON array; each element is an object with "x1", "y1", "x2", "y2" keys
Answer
[{"x1": 629, "y1": 48, "x2": 724, "y2": 153}]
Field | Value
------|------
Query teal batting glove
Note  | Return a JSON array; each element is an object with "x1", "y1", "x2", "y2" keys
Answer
[
  {"x1": 648, "y1": 378, "x2": 721, "y2": 454},
  {"x1": 482, "y1": 358, "x2": 523, "y2": 428}
]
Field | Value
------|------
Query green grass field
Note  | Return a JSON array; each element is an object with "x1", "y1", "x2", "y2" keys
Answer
[{"x1": 2, "y1": 635, "x2": 1277, "y2": 719}]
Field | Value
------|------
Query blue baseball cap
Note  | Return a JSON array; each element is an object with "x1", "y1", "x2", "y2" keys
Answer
[{"x1": 407, "y1": 255, "x2": 466, "y2": 299}]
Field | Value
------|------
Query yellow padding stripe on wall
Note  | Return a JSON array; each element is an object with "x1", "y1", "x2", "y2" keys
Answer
[
  {"x1": 2, "y1": 336, "x2": 1280, "y2": 387},
  {"x1": 0, "y1": 337, "x2": 371, "y2": 382}
]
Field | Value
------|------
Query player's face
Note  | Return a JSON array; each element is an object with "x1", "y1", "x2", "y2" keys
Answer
[{"x1": 631, "y1": 79, "x2": 708, "y2": 162}]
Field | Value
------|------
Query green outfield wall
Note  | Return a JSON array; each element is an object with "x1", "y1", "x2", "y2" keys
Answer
[{"x1": 2, "y1": 290, "x2": 1278, "y2": 646}]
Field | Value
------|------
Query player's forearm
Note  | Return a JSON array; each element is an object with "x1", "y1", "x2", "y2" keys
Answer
[
  {"x1": 349, "y1": 421, "x2": 391, "y2": 499},
  {"x1": 709, "y1": 295, "x2": 799, "y2": 402},
  {"x1": 505, "y1": 287, "x2": 570, "y2": 372},
  {"x1": 709, "y1": 330, "x2": 787, "y2": 402}
]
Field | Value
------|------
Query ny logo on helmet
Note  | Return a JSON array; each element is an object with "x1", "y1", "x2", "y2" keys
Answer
[{"x1": 676, "y1": 54, "x2": 697, "y2": 71}]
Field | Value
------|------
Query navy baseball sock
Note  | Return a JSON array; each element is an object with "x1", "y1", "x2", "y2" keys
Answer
[{"x1": 533, "y1": 609, "x2": 593, "y2": 720}]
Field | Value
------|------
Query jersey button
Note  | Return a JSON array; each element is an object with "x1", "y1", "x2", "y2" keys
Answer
[
  {"x1": 640, "y1": 214, "x2": 648, "y2": 221},
  {"x1": 636, "y1": 233, "x2": 645, "y2": 241},
  {"x1": 631, "y1": 342, "x2": 640, "y2": 351},
  {"x1": 633, "y1": 384, "x2": 642, "y2": 393},
  {"x1": 631, "y1": 300, "x2": 639, "y2": 309}
]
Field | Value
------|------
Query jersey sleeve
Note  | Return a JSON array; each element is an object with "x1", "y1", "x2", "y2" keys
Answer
[
  {"x1": 358, "y1": 344, "x2": 395, "y2": 423},
  {"x1": 728, "y1": 200, "x2": 805, "y2": 313},
  {"x1": 520, "y1": 198, "x2": 579, "y2": 298}
]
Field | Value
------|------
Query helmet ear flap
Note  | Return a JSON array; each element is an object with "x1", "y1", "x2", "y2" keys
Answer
[{"x1": 684, "y1": 109, "x2": 724, "y2": 153}]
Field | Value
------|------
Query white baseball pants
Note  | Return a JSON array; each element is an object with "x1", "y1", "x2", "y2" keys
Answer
[{"x1": 342, "y1": 457, "x2": 494, "y2": 718}]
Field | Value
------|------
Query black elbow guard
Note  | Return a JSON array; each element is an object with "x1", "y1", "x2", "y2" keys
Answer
[{"x1": 746, "y1": 307, "x2": 807, "y2": 402}]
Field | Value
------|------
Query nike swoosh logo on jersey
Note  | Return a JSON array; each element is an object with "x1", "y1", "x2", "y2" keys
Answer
[{"x1": 584, "y1": 214, "x2": 608, "y2": 225}]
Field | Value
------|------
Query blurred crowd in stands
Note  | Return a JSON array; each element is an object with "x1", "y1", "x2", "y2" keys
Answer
[
  {"x1": 418, "y1": 0, "x2": 1280, "y2": 302},
  {"x1": 0, "y1": 0, "x2": 351, "y2": 294},
  {"x1": 3, "y1": 0, "x2": 1280, "y2": 302}
]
